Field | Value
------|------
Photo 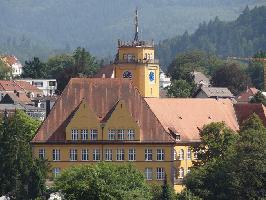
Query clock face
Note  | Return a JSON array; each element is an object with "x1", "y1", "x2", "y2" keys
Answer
[
  {"x1": 149, "y1": 71, "x2": 155, "y2": 82},
  {"x1": 123, "y1": 71, "x2": 132, "y2": 78}
]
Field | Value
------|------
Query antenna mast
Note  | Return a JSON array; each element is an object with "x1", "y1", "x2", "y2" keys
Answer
[{"x1": 134, "y1": 9, "x2": 139, "y2": 42}]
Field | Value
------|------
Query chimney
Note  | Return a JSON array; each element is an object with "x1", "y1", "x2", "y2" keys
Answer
[{"x1": 102, "y1": 74, "x2": 106, "y2": 78}]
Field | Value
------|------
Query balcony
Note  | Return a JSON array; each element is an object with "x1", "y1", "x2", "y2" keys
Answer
[{"x1": 116, "y1": 58, "x2": 159, "y2": 65}]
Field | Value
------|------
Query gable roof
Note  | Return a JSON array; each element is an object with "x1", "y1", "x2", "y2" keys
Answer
[
  {"x1": 0, "y1": 80, "x2": 23, "y2": 91},
  {"x1": 32, "y1": 78, "x2": 173, "y2": 143},
  {"x1": 237, "y1": 87, "x2": 258, "y2": 103},
  {"x1": 0, "y1": 55, "x2": 22, "y2": 67},
  {"x1": 191, "y1": 71, "x2": 210, "y2": 86},
  {"x1": 15, "y1": 80, "x2": 42, "y2": 93},
  {"x1": 145, "y1": 98, "x2": 239, "y2": 142},
  {"x1": 94, "y1": 65, "x2": 115, "y2": 78},
  {"x1": 198, "y1": 87, "x2": 234, "y2": 98},
  {"x1": 0, "y1": 92, "x2": 32, "y2": 105},
  {"x1": 234, "y1": 103, "x2": 266, "y2": 127}
]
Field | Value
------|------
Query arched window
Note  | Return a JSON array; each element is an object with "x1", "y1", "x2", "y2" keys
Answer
[
  {"x1": 179, "y1": 167, "x2": 184, "y2": 178},
  {"x1": 174, "y1": 149, "x2": 177, "y2": 160},
  {"x1": 179, "y1": 149, "x2": 184, "y2": 160},
  {"x1": 187, "y1": 148, "x2": 191, "y2": 160}
]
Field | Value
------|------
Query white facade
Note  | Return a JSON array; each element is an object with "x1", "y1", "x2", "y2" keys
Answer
[
  {"x1": 20, "y1": 79, "x2": 57, "y2": 96},
  {"x1": 159, "y1": 71, "x2": 171, "y2": 88},
  {"x1": 11, "y1": 61, "x2": 23, "y2": 77},
  {"x1": 0, "y1": 55, "x2": 23, "y2": 77}
]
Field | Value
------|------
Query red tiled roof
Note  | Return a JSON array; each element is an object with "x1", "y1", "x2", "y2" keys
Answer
[
  {"x1": 15, "y1": 80, "x2": 42, "y2": 93},
  {"x1": 94, "y1": 65, "x2": 115, "y2": 78},
  {"x1": 0, "y1": 55, "x2": 21, "y2": 67},
  {"x1": 32, "y1": 78, "x2": 173, "y2": 143},
  {"x1": 145, "y1": 98, "x2": 239, "y2": 142},
  {"x1": 0, "y1": 80, "x2": 23, "y2": 91},
  {"x1": 237, "y1": 87, "x2": 258, "y2": 103},
  {"x1": 234, "y1": 103, "x2": 266, "y2": 127}
]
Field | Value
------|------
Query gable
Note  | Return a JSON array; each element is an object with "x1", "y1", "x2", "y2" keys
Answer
[
  {"x1": 65, "y1": 100, "x2": 101, "y2": 140},
  {"x1": 103, "y1": 100, "x2": 140, "y2": 140}
]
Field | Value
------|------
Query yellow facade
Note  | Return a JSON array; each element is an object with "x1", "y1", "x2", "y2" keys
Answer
[{"x1": 115, "y1": 44, "x2": 160, "y2": 98}]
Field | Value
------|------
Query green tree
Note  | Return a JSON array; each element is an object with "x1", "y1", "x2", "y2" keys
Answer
[
  {"x1": 0, "y1": 110, "x2": 48, "y2": 199},
  {"x1": 53, "y1": 163, "x2": 151, "y2": 200},
  {"x1": 230, "y1": 114, "x2": 266, "y2": 199},
  {"x1": 160, "y1": 177, "x2": 176, "y2": 200},
  {"x1": 22, "y1": 57, "x2": 49, "y2": 78},
  {"x1": 250, "y1": 91, "x2": 266, "y2": 105},
  {"x1": 166, "y1": 79, "x2": 194, "y2": 98},
  {"x1": 0, "y1": 59, "x2": 12, "y2": 80},
  {"x1": 246, "y1": 61, "x2": 264, "y2": 90},
  {"x1": 211, "y1": 62, "x2": 250, "y2": 95}
]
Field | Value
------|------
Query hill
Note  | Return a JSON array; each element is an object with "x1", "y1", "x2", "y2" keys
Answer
[
  {"x1": 157, "y1": 6, "x2": 266, "y2": 68},
  {"x1": 0, "y1": 0, "x2": 265, "y2": 62}
]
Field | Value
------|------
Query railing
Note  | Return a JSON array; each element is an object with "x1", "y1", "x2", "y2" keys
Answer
[
  {"x1": 118, "y1": 40, "x2": 154, "y2": 48},
  {"x1": 117, "y1": 58, "x2": 159, "y2": 64}
]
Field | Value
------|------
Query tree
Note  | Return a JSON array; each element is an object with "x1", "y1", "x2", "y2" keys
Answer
[
  {"x1": 166, "y1": 79, "x2": 194, "y2": 98},
  {"x1": 0, "y1": 59, "x2": 12, "y2": 80},
  {"x1": 230, "y1": 114, "x2": 266, "y2": 199},
  {"x1": 53, "y1": 163, "x2": 151, "y2": 200},
  {"x1": 250, "y1": 91, "x2": 266, "y2": 105},
  {"x1": 160, "y1": 177, "x2": 176, "y2": 200},
  {"x1": 184, "y1": 122, "x2": 238, "y2": 199},
  {"x1": 0, "y1": 110, "x2": 48, "y2": 199},
  {"x1": 211, "y1": 62, "x2": 250, "y2": 95},
  {"x1": 22, "y1": 57, "x2": 49, "y2": 78}
]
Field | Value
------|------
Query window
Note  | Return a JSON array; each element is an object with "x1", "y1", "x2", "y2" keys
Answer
[
  {"x1": 157, "y1": 149, "x2": 165, "y2": 161},
  {"x1": 105, "y1": 149, "x2": 112, "y2": 161},
  {"x1": 187, "y1": 167, "x2": 191, "y2": 174},
  {"x1": 144, "y1": 168, "x2": 153, "y2": 180},
  {"x1": 174, "y1": 149, "x2": 177, "y2": 161},
  {"x1": 179, "y1": 167, "x2": 184, "y2": 178},
  {"x1": 49, "y1": 81, "x2": 56, "y2": 86},
  {"x1": 128, "y1": 148, "x2": 136, "y2": 161},
  {"x1": 123, "y1": 54, "x2": 127, "y2": 60},
  {"x1": 145, "y1": 149, "x2": 152, "y2": 161},
  {"x1": 187, "y1": 148, "x2": 191, "y2": 160},
  {"x1": 156, "y1": 168, "x2": 165, "y2": 180},
  {"x1": 53, "y1": 168, "x2": 61, "y2": 177},
  {"x1": 194, "y1": 151, "x2": 198, "y2": 160},
  {"x1": 39, "y1": 148, "x2": 45, "y2": 159},
  {"x1": 93, "y1": 149, "x2": 100, "y2": 161},
  {"x1": 32, "y1": 81, "x2": 43, "y2": 87},
  {"x1": 71, "y1": 129, "x2": 78, "y2": 140},
  {"x1": 128, "y1": 129, "x2": 135, "y2": 140},
  {"x1": 81, "y1": 129, "x2": 88, "y2": 140},
  {"x1": 70, "y1": 149, "x2": 77, "y2": 161},
  {"x1": 116, "y1": 149, "x2": 125, "y2": 161},
  {"x1": 81, "y1": 149, "x2": 89, "y2": 161},
  {"x1": 108, "y1": 129, "x2": 116, "y2": 140},
  {"x1": 90, "y1": 129, "x2": 98, "y2": 140},
  {"x1": 179, "y1": 149, "x2": 184, "y2": 160},
  {"x1": 52, "y1": 149, "x2": 60, "y2": 161},
  {"x1": 117, "y1": 129, "x2": 125, "y2": 140}
]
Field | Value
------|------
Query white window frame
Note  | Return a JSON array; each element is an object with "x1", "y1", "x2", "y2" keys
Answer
[
  {"x1": 81, "y1": 149, "x2": 89, "y2": 161},
  {"x1": 81, "y1": 129, "x2": 88, "y2": 140},
  {"x1": 117, "y1": 129, "x2": 125, "y2": 140},
  {"x1": 174, "y1": 149, "x2": 177, "y2": 161},
  {"x1": 52, "y1": 149, "x2": 60, "y2": 161},
  {"x1": 179, "y1": 167, "x2": 184, "y2": 178},
  {"x1": 179, "y1": 149, "x2": 184, "y2": 160},
  {"x1": 116, "y1": 149, "x2": 125, "y2": 161},
  {"x1": 128, "y1": 129, "x2": 135, "y2": 140},
  {"x1": 105, "y1": 149, "x2": 112, "y2": 161},
  {"x1": 70, "y1": 149, "x2": 77, "y2": 161},
  {"x1": 187, "y1": 148, "x2": 191, "y2": 160},
  {"x1": 39, "y1": 148, "x2": 45, "y2": 159},
  {"x1": 194, "y1": 151, "x2": 198, "y2": 160},
  {"x1": 144, "y1": 168, "x2": 153, "y2": 180},
  {"x1": 90, "y1": 129, "x2": 98, "y2": 140},
  {"x1": 108, "y1": 129, "x2": 116, "y2": 140},
  {"x1": 145, "y1": 149, "x2": 152, "y2": 161},
  {"x1": 156, "y1": 168, "x2": 165, "y2": 180},
  {"x1": 157, "y1": 149, "x2": 165, "y2": 161},
  {"x1": 93, "y1": 149, "x2": 100, "y2": 161},
  {"x1": 128, "y1": 148, "x2": 136, "y2": 161},
  {"x1": 53, "y1": 168, "x2": 61, "y2": 177},
  {"x1": 71, "y1": 129, "x2": 78, "y2": 140}
]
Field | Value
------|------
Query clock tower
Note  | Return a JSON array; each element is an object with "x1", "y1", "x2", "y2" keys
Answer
[{"x1": 114, "y1": 10, "x2": 160, "y2": 98}]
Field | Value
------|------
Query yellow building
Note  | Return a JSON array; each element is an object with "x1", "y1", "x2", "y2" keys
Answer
[{"x1": 31, "y1": 11, "x2": 240, "y2": 193}]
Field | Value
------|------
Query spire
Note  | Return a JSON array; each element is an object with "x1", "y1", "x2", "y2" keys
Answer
[{"x1": 133, "y1": 9, "x2": 139, "y2": 42}]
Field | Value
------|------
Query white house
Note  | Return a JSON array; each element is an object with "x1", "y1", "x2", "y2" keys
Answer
[
  {"x1": 18, "y1": 79, "x2": 57, "y2": 96},
  {"x1": 0, "y1": 55, "x2": 23, "y2": 77},
  {"x1": 159, "y1": 70, "x2": 171, "y2": 88}
]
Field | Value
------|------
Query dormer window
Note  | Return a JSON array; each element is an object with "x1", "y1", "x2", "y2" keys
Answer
[
  {"x1": 176, "y1": 134, "x2": 181, "y2": 141},
  {"x1": 71, "y1": 129, "x2": 78, "y2": 140}
]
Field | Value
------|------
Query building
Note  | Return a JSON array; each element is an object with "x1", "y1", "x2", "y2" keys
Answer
[
  {"x1": 18, "y1": 79, "x2": 57, "y2": 96},
  {"x1": 193, "y1": 87, "x2": 234, "y2": 99},
  {"x1": 159, "y1": 70, "x2": 171, "y2": 89},
  {"x1": 31, "y1": 11, "x2": 241, "y2": 193},
  {"x1": 191, "y1": 71, "x2": 210, "y2": 88},
  {"x1": 0, "y1": 55, "x2": 23, "y2": 77},
  {"x1": 237, "y1": 87, "x2": 259, "y2": 103}
]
